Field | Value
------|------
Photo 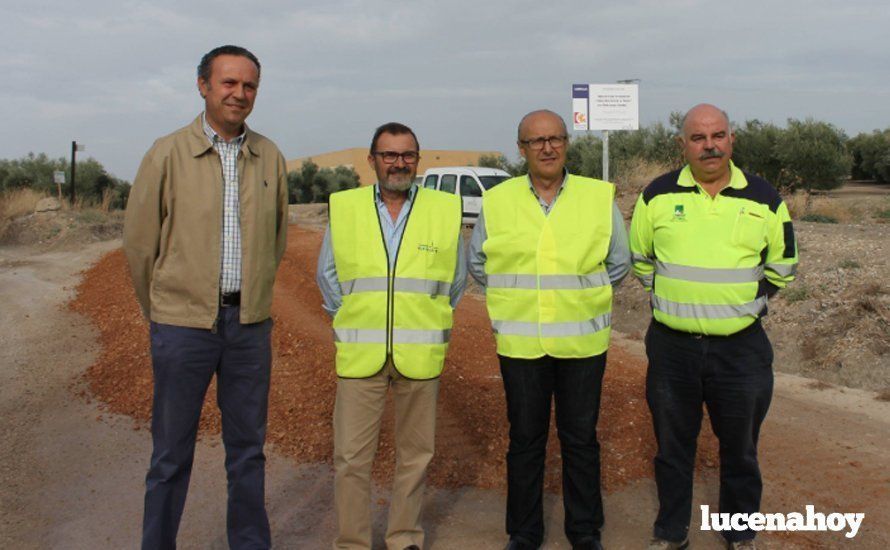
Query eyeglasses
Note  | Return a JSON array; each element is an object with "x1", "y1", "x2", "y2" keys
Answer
[
  {"x1": 519, "y1": 135, "x2": 568, "y2": 151},
  {"x1": 373, "y1": 151, "x2": 420, "y2": 164}
]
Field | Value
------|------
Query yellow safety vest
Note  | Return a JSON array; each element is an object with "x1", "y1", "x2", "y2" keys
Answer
[
  {"x1": 482, "y1": 174, "x2": 615, "y2": 359},
  {"x1": 330, "y1": 185, "x2": 461, "y2": 379},
  {"x1": 629, "y1": 163, "x2": 799, "y2": 335}
]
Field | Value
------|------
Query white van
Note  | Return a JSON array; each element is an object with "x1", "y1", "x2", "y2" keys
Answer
[{"x1": 419, "y1": 167, "x2": 511, "y2": 225}]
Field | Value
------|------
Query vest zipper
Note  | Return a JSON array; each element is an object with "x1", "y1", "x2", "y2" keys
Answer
[
  {"x1": 381, "y1": 189, "x2": 420, "y2": 359},
  {"x1": 371, "y1": 197, "x2": 392, "y2": 356}
]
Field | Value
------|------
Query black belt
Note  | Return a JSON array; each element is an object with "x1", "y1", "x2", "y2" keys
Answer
[
  {"x1": 220, "y1": 291, "x2": 241, "y2": 307},
  {"x1": 651, "y1": 318, "x2": 762, "y2": 339}
]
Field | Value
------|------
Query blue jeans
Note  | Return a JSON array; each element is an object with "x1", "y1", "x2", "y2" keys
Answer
[
  {"x1": 499, "y1": 353, "x2": 606, "y2": 547},
  {"x1": 142, "y1": 306, "x2": 272, "y2": 550},
  {"x1": 646, "y1": 320, "x2": 773, "y2": 544}
]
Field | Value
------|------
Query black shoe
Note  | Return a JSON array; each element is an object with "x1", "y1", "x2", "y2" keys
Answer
[
  {"x1": 573, "y1": 538, "x2": 604, "y2": 550},
  {"x1": 505, "y1": 539, "x2": 538, "y2": 550},
  {"x1": 403, "y1": 546, "x2": 421, "y2": 550}
]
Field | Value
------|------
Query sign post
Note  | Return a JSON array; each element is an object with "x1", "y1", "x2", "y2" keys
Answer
[
  {"x1": 69, "y1": 142, "x2": 85, "y2": 204},
  {"x1": 54, "y1": 170, "x2": 66, "y2": 201},
  {"x1": 571, "y1": 82, "x2": 639, "y2": 180}
]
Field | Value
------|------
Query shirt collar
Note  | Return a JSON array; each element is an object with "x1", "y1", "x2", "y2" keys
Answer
[
  {"x1": 374, "y1": 182, "x2": 418, "y2": 204},
  {"x1": 201, "y1": 112, "x2": 246, "y2": 146},
  {"x1": 526, "y1": 168, "x2": 569, "y2": 201},
  {"x1": 677, "y1": 160, "x2": 748, "y2": 190}
]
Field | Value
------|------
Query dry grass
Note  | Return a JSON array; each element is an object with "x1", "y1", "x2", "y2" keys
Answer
[
  {"x1": 614, "y1": 159, "x2": 673, "y2": 197},
  {"x1": 876, "y1": 389, "x2": 890, "y2": 402},
  {"x1": 784, "y1": 192, "x2": 866, "y2": 223},
  {"x1": 0, "y1": 188, "x2": 46, "y2": 240},
  {"x1": 100, "y1": 188, "x2": 114, "y2": 213},
  {"x1": 1, "y1": 187, "x2": 44, "y2": 218}
]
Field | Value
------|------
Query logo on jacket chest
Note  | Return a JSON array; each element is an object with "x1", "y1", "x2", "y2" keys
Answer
[
  {"x1": 417, "y1": 241, "x2": 439, "y2": 254},
  {"x1": 672, "y1": 204, "x2": 687, "y2": 222}
]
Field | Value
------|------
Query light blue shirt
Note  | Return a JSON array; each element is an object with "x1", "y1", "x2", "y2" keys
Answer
[
  {"x1": 467, "y1": 173, "x2": 631, "y2": 287},
  {"x1": 317, "y1": 184, "x2": 468, "y2": 316}
]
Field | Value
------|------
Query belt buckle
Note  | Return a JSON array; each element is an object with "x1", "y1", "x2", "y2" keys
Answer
[{"x1": 220, "y1": 292, "x2": 239, "y2": 308}]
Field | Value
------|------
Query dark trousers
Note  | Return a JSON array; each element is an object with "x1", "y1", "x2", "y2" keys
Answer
[
  {"x1": 142, "y1": 306, "x2": 273, "y2": 550},
  {"x1": 499, "y1": 353, "x2": 606, "y2": 547},
  {"x1": 645, "y1": 320, "x2": 773, "y2": 544}
]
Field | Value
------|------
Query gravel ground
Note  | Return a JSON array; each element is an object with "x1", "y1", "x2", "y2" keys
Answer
[
  {"x1": 1, "y1": 221, "x2": 888, "y2": 547},
  {"x1": 69, "y1": 227, "x2": 720, "y2": 494}
]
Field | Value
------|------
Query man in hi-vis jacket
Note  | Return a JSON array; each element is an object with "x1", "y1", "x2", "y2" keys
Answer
[
  {"x1": 316, "y1": 122, "x2": 467, "y2": 550},
  {"x1": 468, "y1": 109, "x2": 630, "y2": 550},
  {"x1": 630, "y1": 104, "x2": 798, "y2": 550}
]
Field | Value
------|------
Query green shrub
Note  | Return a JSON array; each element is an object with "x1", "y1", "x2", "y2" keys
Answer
[
  {"x1": 848, "y1": 130, "x2": 890, "y2": 182},
  {"x1": 287, "y1": 160, "x2": 360, "y2": 204},
  {"x1": 478, "y1": 154, "x2": 527, "y2": 176},
  {"x1": 782, "y1": 286, "x2": 809, "y2": 303},
  {"x1": 733, "y1": 120, "x2": 783, "y2": 184},
  {"x1": 0, "y1": 153, "x2": 129, "y2": 208},
  {"x1": 774, "y1": 118, "x2": 851, "y2": 192}
]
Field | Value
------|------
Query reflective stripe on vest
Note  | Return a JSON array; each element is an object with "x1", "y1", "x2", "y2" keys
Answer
[
  {"x1": 632, "y1": 253, "x2": 653, "y2": 265},
  {"x1": 487, "y1": 272, "x2": 610, "y2": 290},
  {"x1": 330, "y1": 185, "x2": 461, "y2": 379},
  {"x1": 491, "y1": 313, "x2": 611, "y2": 337},
  {"x1": 481, "y1": 174, "x2": 615, "y2": 359},
  {"x1": 651, "y1": 295, "x2": 768, "y2": 319},
  {"x1": 340, "y1": 276, "x2": 451, "y2": 297},
  {"x1": 655, "y1": 261, "x2": 763, "y2": 284},
  {"x1": 334, "y1": 328, "x2": 451, "y2": 344},
  {"x1": 766, "y1": 262, "x2": 797, "y2": 277}
]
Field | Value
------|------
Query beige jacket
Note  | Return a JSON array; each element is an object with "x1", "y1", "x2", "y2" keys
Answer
[{"x1": 123, "y1": 115, "x2": 288, "y2": 329}]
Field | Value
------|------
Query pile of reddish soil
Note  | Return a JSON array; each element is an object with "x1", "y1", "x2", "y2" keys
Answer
[{"x1": 69, "y1": 226, "x2": 718, "y2": 492}]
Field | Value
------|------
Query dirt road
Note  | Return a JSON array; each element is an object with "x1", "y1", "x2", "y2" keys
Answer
[{"x1": 1, "y1": 228, "x2": 889, "y2": 549}]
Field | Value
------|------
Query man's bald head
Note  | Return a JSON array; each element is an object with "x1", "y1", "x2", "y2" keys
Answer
[
  {"x1": 681, "y1": 104, "x2": 731, "y2": 137},
  {"x1": 518, "y1": 110, "x2": 567, "y2": 141}
]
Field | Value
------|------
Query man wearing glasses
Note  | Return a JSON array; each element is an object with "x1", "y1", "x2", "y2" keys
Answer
[
  {"x1": 316, "y1": 122, "x2": 467, "y2": 550},
  {"x1": 468, "y1": 110, "x2": 630, "y2": 550}
]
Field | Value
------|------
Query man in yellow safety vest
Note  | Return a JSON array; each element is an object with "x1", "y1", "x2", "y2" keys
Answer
[
  {"x1": 630, "y1": 104, "x2": 798, "y2": 550},
  {"x1": 468, "y1": 110, "x2": 630, "y2": 550},
  {"x1": 316, "y1": 122, "x2": 466, "y2": 550}
]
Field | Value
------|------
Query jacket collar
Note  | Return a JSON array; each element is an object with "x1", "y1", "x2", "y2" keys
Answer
[
  {"x1": 677, "y1": 160, "x2": 748, "y2": 189},
  {"x1": 187, "y1": 114, "x2": 260, "y2": 158}
]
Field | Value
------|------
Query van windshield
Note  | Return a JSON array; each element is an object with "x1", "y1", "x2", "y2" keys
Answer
[{"x1": 479, "y1": 175, "x2": 509, "y2": 190}]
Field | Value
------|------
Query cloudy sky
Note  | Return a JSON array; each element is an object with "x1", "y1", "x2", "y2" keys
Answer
[{"x1": 3, "y1": 0, "x2": 889, "y2": 181}]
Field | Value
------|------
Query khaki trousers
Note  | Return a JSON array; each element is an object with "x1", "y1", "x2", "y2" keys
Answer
[{"x1": 333, "y1": 360, "x2": 439, "y2": 550}]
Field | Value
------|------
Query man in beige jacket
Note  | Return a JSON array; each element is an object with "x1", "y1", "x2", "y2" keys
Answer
[{"x1": 123, "y1": 45, "x2": 288, "y2": 550}]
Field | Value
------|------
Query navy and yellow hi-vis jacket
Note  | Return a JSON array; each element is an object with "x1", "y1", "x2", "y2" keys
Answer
[{"x1": 629, "y1": 161, "x2": 798, "y2": 336}]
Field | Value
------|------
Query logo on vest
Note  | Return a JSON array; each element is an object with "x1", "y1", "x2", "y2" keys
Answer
[
  {"x1": 673, "y1": 204, "x2": 686, "y2": 221},
  {"x1": 417, "y1": 242, "x2": 439, "y2": 254}
]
